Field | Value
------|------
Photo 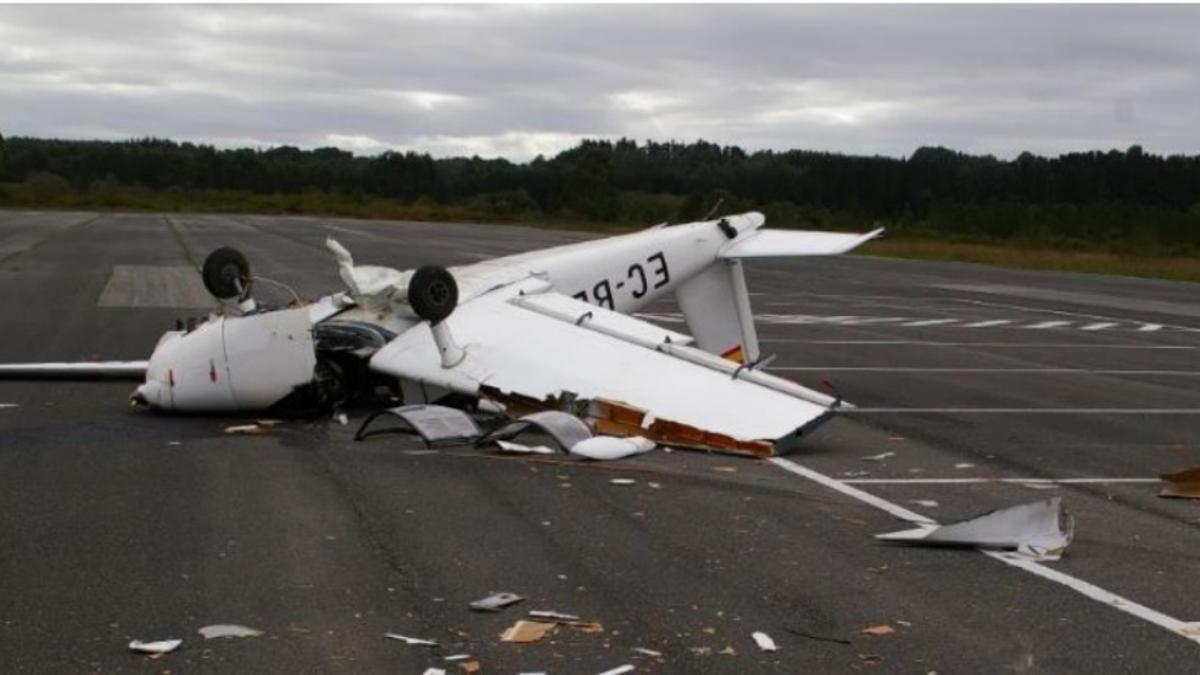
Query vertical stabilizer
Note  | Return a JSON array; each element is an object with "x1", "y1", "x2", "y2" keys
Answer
[{"x1": 674, "y1": 259, "x2": 760, "y2": 364}]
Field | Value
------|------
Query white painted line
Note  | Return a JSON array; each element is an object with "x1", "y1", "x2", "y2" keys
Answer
[
  {"x1": 840, "y1": 477, "x2": 1159, "y2": 485},
  {"x1": 1139, "y1": 323, "x2": 1164, "y2": 332},
  {"x1": 1026, "y1": 320, "x2": 1072, "y2": 329},
  {"x1": 772, "y1": 367, "x2": 1200, "y2": 376},
  {"x1": 832, "y1": 317, "x2": 909, "y2": 326},
  {"x1": 759, "y1": 340, "x2": 1197, "y2": 349},
  {"x1": 768, "y1": 457, "x2": 1200, "y2": 647},
  {"x1": 843, "y1": 408, "x2": 1200, "y2": 415},
  {"x1": 1081, "y1": 322, "x2": 1119, "y2": 331},
  {"x1": 901, "y1": 319, "x2": 960, "y2": 327},
  {"x1": 961, "y1": 319, "x2": 1012, "y2": 328}
]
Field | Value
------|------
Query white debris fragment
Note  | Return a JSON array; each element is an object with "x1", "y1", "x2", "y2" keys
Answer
[
  {"x1": 494, "y1": 440, "x2": 557, "y2": 455},
  {"x1": 444, "y1": 654, "x2": 472, "y2": 661},
  {"x1": 198, "y1": 624, "x2": 263, "y2": 639},
  {"x1": 422, "y1": 669, "x2": 447, "y2": 675},
  {"x1": 632, "y1": 647, "x2": 663, "y2": 657},
  {"x1": 752, "y1": 631, "x2": 778, "y2": 652},
  {"x1": 610, "y1": 478, "x2": 637, "y2": 486},
  {"x1": 955, "y1": 462, "x2": 975, "y2": 469},
  {"x1": 862, "y1": 452, "x2": 895, "y2": 462},
  {"x1": 570, "y1": 435, "x2": 656, "y2": 461},
  {"x1": 334, "y1": 412, "x2": 349, "y2": 425},
  {"x1": 647, "y1": 482, "x2": 662, "y2": 489},
  {"x1": 876, "y1": 497, "x2": 1074, "y2": 561},
  {"x1": 529, "y1": 610, "x2": 581, "y2": 621},
  {"x1": 841, "y1": 471, "x2": 870, "y2": 478},
  {"x1": 223, "y1": 424, "x2": 265, "y2": 435},
  {"x1": 384, "y1": 632, "x2": 438, "y2": 646},
  {"x1": 597, "y1": 666, "x2": 636, "y2": 675},
  {"x1": 910, "y1": 500, "x2": 939, "y2": 508},
  {"x1": 470, "y1": 591, "x2": 524, "y2": 612},
  {"x1": 128, "y1": 638, "x2": 182, "y2": 655},
  {"x1": 1020, "y1": 482, "x2": 1060, "y2": 490},
  {"x1": 0, "y1": 404, "x2": 18, "y2": 409}
]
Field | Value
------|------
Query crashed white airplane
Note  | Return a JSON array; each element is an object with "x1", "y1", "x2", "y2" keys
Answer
[{"x1": 0, "y1": 213, "x2": 881, "y2": 457}]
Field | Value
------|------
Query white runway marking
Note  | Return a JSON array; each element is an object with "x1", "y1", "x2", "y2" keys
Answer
[
  {"x1": 901, "y1": 318, "x2": 960, "y2": 327},
  {"x1": 961, "y1": 319, "x2": 1012, "y2": 328},
  {"x1": 773, "y1": 367, "x2": 1200, "y2": 376},
  {"x1": 1026, "y1": 320, "x2": 1072, "y2": 329},
  {"x1": 842, "y1": 408, "x2": 1200, "y2": 415},
  {"x1": 644, "y1": 312, "x2": 1197, "y2": 333},
  {"x1": 840, "y1": 477, "x2": 1159, "y2": 485},
  {"x1": 1081, "y1": 322, "x2": 1119, "y2": 331},
  {"x1": 761, "y1": 340, "x2": 1197, "y2": 349},
  {"x1": 768, "y1": 458, "x2": 1200, "y2": 647}
]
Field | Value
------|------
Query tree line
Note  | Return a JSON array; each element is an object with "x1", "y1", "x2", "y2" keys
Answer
[{"x1": 1, "y1": 134, "x2": 1198, "y2": 253}]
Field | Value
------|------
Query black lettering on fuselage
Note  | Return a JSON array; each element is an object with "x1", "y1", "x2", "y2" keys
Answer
[
  {"x1": 573, "y1": 290, "x2": 589, "y2": 303},
  {"x1": 627, "y1": 263, "x2": 648, "y2": 299},
  {"x1": 592, "y1": 279, "x2": 614, "y2": 309},
  {"x1": 648, "y1": 252, "x2": 670, "y2": 289}
]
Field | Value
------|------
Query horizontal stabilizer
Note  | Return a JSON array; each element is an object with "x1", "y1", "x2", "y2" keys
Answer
[
  {"x1": 719, "y1": 228, "x2": 883, "y2": 258},
  {"x1": 0, "y1": 361, "x2": 148, "y2": 380}
]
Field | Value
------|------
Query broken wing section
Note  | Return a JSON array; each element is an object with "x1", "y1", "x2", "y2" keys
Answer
[{"x1": 369, "y1": 284, "x2": 837, "y2": 456}]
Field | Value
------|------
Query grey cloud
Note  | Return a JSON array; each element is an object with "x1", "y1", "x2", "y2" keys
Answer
[{"x1": 0, "y1": 4, "x2": 1198, "y2": 160}]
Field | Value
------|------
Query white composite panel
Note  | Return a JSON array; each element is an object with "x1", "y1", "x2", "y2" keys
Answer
[{"x1": 370, "y1": 284, "x2": 828, "y2": 443}]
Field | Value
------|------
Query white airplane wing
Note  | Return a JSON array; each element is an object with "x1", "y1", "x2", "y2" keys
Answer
[{"x1": 370, "y1": 280, "x2": 840, "y2": 457}]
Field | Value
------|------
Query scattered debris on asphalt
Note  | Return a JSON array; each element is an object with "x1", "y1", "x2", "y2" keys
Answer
[
  {"x1": 529, "y1": 610, "x2": 580, "y2": 621},
  {"x1": 862, "y1": 452, "x2": 895, "y2": 462},
  {"x1": 500, "y1": 620, "x2": 557, "y2": 643},
  {"x1": 610, "y1": 478, "x2": 637, "y2": 486},
  {"x1": 597, "y1": 665, "x2": 635, "y2": 675},
  {"x1": 570, "y1": 435, "x2": 656, "y2": 461},
  {"x1": 356, "y1": 404, "x2": 480, "y2": 445},
  {"x1": 128, "y1": 638, "x2": 182, "y2": 655},
  {"x1": 479, "y1": 410, "x2": 593, "y2": 453},
  {"x1": 1159, "y1": 467, "x2": 1200, "y2": 499},
  {"x1": 224, "y1": 423, "x2": 269, "y2": 435},
  {"x1": 493, "y1": 440, "x2": 557, "y2": 455},
  {"x1": 470, "y1": 592, "x2": 524, "y2": 612},
  {"x1": 383, "y1": 632, "x2": 438, "y2": 646},
  {"x1": 198, "y1": 624, "x2": 264, "y2": 639},
  {"x1": 752, "y1": 631, "x2": 778, "y2": 652},
  {"x1": 784, "y1": 627, "x2": 851, "y2": 645},
  {"x1": 954, "y1": 462, "x2": 975, "y2": 469},
  {"x1": 861, "y1": 624, "x2": 895, "y2": 637},
  {"x1": 876, "y1": 497, "x2": 1074, "y2": 561},
  {"x1": 456, "y1": 661, "x2": 480, "y2": 674},
  {"x1": 633, "y1": 647, "x2": 663, "y2": 657}
]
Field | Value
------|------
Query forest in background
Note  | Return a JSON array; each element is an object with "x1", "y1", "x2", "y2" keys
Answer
[{"x1": 1, "y1": 134, "x2": 1198, "y2": 256}]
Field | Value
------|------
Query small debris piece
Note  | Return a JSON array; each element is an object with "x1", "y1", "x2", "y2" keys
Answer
[
  {"x1": 910, "y1": 500, "x2": 939, "y2": 508},
  {"x1": 861, "y1": 624, "x2": 895, "y2": 637},
  {"x1": 470, "y1": 592, "x2": 524, "y2": 612},
  {"x1": 254, "y1": 419, "x2": 284, "y2": 427},
  {"x1": 383, "y1": 632, "x2": 438, "y2": 646},
  {"x1": 0, "y1": 403, "x2": 18, "y2": 409},
  {"x1": 859, "y1": 653, "x2": 883, "y2": 665},
  {"x1": 402, "y1": 449, "x2": 440, "y2": 456},
  {"x1": 457, "y1": 661, "x2": 480, "y2": 674},
  {"x1": 784, "y1": 627, "x2": 852, "y2": 645},
  {"x1": 529, "y1": 610, "x2": 581, "y2": 621},
  {"x1": 712, "y1": 466, "x2": 738, "y2": 473},
  {"x1": 444, "y1": 654, "x2": 471, "y2": 661},
  {"x1": 570, "y1": 435, "x2": 656, "y2": 461},
  {"x1": 1020, "y1": 482, "x2": 1059, "y2": 490},
  {"x1": 224, "y1": 424, "x2": 266, "y2": 435},
  {"x1": 633, "y1": 647, "x2": 663, "y2": 657},
  {"x1": 567, "y1": 620, "x2": 604, "y2": 633},
  {"x1": 610, "y1": 478, "x2": 637, "y2": 486},
  {"x1": 597, "y1": 666, "x2": 635, "y2": 675},
  {"x1": 690, "y1": 647, "x2": 712, "y2": 656},
  {"x1": 166, "y1": 441, "x2": 182, "y2": 447},
  {"x1": 719, "y1": 645, "x2": 737, "y2": 656},
  {"x1": 1160, "y1": 467, "x2": 1200, "y2": 499},
  {"x1": 954, "y1": 462, "x2": 975, "y2": 469},
  {"x1": 422, "y1": 669, "x2": 447, "y2": 675},
  {"x1": 198, "y1": 624, "x2": 263, "y2": 639},
  {"x1": 494, "y1": 440, "x2": 557, "y2": 455},
  {"x1": 841, "y1": 471, "x2": 870, "y2": 478},
  {"x1": 862, "y1": 452, "x2": 895, "y2": 462},
  {"x1": 500, "y1": 620, "x2": 557, "y2": 643},
  {"x1": 648, "y1": 482, "x2": 662, "y2": 489},
  {"x1": 876, "y1": 497, "x2": 1074, "y2": 561},
  {"x1": 129, "y1": 639, "x2": 182, "y2": 655},
  {"x1": 334, "y1": 412, "x2": 349, "y2": 425},
  {"x1": 752, "y1": 631, "x2": 778, "y2": 652}
]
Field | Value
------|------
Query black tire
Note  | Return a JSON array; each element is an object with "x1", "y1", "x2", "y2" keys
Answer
[
  {"x1": 408, "y1": 265, "x2": 458, "y2": 323},
  {"x1": 202, "y1": 247, "x2": 251, "y2": 299}
]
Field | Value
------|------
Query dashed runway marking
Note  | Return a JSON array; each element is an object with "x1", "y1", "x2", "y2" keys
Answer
[{"x1": 637, "y1": 313, "x2": 1187, "y2": 332}]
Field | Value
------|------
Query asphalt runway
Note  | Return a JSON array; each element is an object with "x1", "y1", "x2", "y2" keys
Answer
[{"x1": 1, "y1": 210, "x2": 1198, "y2": 673}]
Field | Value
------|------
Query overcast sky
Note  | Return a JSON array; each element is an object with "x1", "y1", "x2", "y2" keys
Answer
[{"x1": 1, "y1": 4, "x2": 1197, "y2": 161}]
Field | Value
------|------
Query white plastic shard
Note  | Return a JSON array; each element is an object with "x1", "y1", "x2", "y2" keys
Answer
[
  {"x1": 752, "y1": 631, "x2": 778, "y2": 652},
  {"x1": 875, "y1": 497, "x2": 1074, "y2": 561},
  {"x1": 570, "y1": 436, "x2": 656, "y2": 461},
  {"x1": 197, "y1": 624, "x2": 264, "y2": 639},
  {"x1": 529, "y1": 610, "x2": 581, "y2": 621},
  {"x1": 384, "y1": 632, "x2": 438, "y2": 646},
  {"x1": 597, "y1": 665, "x2": 636, "y2": 675},
  {"x1": 493, "y1": 440, "x2": 558, "y2": 455},
  {"x1": 129, "y1": 638, "x2": 182, "y2": 655}
]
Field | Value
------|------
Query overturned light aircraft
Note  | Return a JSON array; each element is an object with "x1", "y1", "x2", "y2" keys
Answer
[{"x1": 0, "y1": 213, "x2": 880, "y2": 457}]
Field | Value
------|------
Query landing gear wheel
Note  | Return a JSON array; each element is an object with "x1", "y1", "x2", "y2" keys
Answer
[
  {"x1": 202, "y1": 247, "x2": 252, "y2": 300},
  {"x1": 408, "y1": 265, "x2": 458, "y2": 323}
]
